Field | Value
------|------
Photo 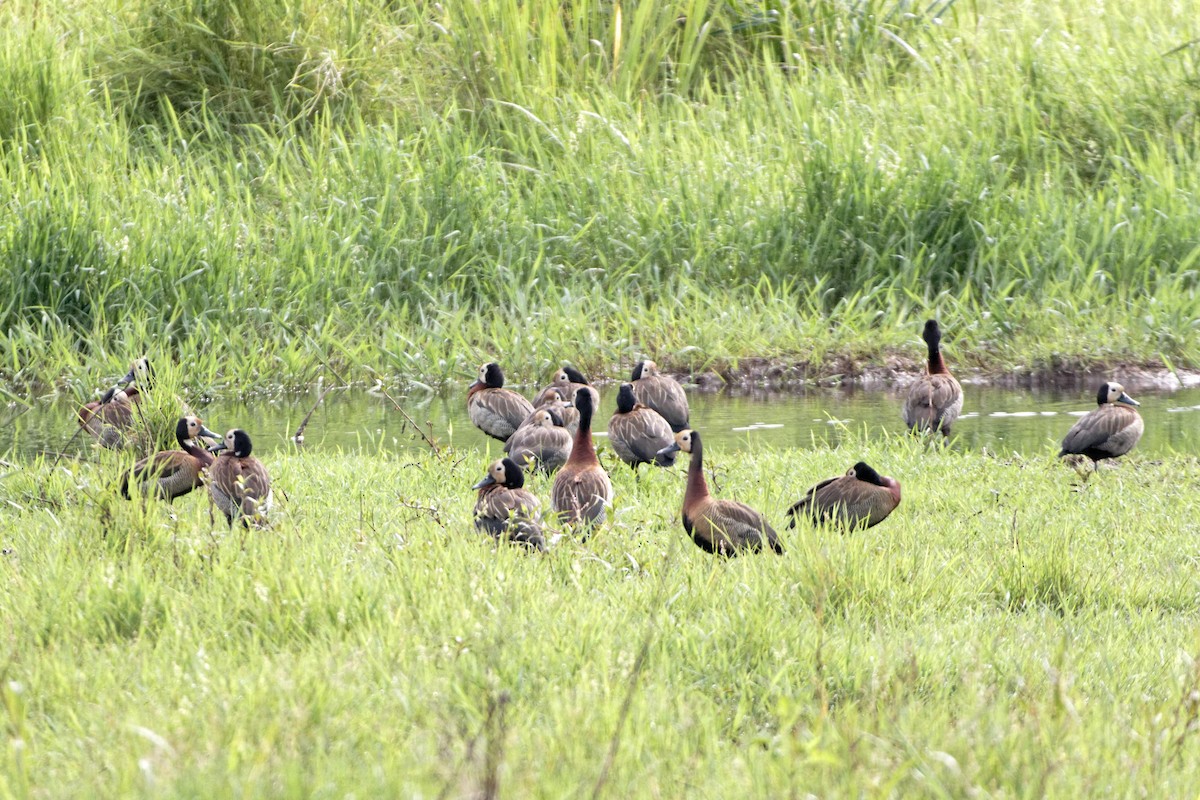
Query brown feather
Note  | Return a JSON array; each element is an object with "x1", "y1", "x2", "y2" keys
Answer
[
  {"x1": 505, "y1": 411, "x2": 572, "y2": 473},
  {"x1": 208, "y1": 430, "x2": 272, "y2": 528},
  {"x1": 787, "y1": 464, "x2": 901, "y2": 530},
  {"x1": 1059, "y1": 384, "x2": 1144, "y2": 461},
  {"x1": 121, "y1": 416, "x2": 218, "y2": 500},
  {"x1": 474, "y1": 485, "x2": 545, "y2": 551},
  {"x1": 631, "y1": 361, "x2": 689, "y2": 432},
  {"x1": 669, "y1": 429, "x2": 782, "y2": 556},
  {"x1": 551, "y1": 391, "x2": 612, "y2": 527},
  {"x1": 468, "y1": 386, "x2": 535, "y2": 442},
  {"x1": 609, "y1": 399, "x2": 674, "y2": 469},
  {"x1": 903, "y1": 321, "x2": 963, "y2": 436}
]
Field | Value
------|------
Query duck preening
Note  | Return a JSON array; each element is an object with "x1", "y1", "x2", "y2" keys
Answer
[
  {"x1": 903, "y1": 320, "x2": 963, "y2": 437},
  {"x1": 532, "y1": 366, "x2": 600, "y2": 412},
  {"x1": 505, "y1": 408, "x2": 572, "y2": 474},
  {"x1": 608, "y1": 383, "x2": 675, "y2": 471},
  {"x1": 657, "y1": 429, "x2": 782, "y2": 556},
  {"x1": 120, "y1": 416, "x2": 221, "y2": 500},
  {"x1": 472, "y1": 458, "x2": 546, "y2": 551},
  {"x1": 78, "y1": 357, "x2": 154, "y2": 449},
  {"x1": 551, "y1": 387, "x2": 613, "y2": 527},
  {"x1": 518, "y1": 387, "x2": 580, "y2": 437},
  {"x1": 467, "y1": 362, "x2": 535, "y2": 442},
  {"x1": 1059, "y1": 381, "x2": 1144, "y2": 463},
  {"x1": 786, "y1": 462, "x2": 901, "y2": 530},
  {"x1": 208, "y1": 429, "x2": 273, "y2": 528},
  {"x1": 630, "y1": 360, "x2": 689, "y2": 432}
]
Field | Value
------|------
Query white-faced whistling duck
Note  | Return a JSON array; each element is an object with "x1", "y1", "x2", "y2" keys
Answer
[
  {"x1": 208, "y1": 429, "x2": 273, "y2": 528},
  {"x1": 467, "y1": 362, "x2": 536, "y2": 443},
  {"x1": 903, "y1": 320, "x2": 963, "y2": 437},
  {"x1": 551, "y1": 387, "x2": 613, "y2": 527},
  {"x1": 630, "y1": 360, "x2": 689, "y2": 432},
  {"x1": 504, "y1": 408, "x2": 572, "y2": 474},
  {"x1": 78, "y1": 357, "x2": 153, "y2": 449},
  {"x1": 532, "y1": 366, "x2": 600, "y2": 412},
  {"x1": 1059, "y1": 381, "x2": 1144, "y2": 463},
  {"x1": 472, "y1": 458, "x2": 546, "y2": 551},
  {"x1": 518, "y1": 386, "x2": 580, "y2": 437},
  {"x1": 657, "y1": 429, "x2": 782, "y2": 556},
  {"x1": 608, "y1": 383, "x2": 676, "y2": 472},
  {"x1": 120, "y1": 416, "x2": 221, "y2": 500},
  {"x1": 785, "y1": 462, "x2": 901, "y2": 530}
]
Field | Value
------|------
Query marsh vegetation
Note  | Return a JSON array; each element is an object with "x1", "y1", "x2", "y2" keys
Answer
[{"x1": 3, "y1": 0, "x2": 1200, "y2": 794}]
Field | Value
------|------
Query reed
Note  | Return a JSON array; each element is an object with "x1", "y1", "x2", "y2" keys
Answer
[{"x1": 0, "y1": 0, "x2": 1196, "y2": 394}]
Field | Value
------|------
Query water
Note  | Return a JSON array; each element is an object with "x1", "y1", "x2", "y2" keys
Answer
[{"x1": 5, "y1": 382, "x2": 1199, "y2": 460}]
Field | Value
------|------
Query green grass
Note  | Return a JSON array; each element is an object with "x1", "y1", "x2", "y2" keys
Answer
[
  {"x1": 3, "y1": 435, "x2": 1200, "y2": 795},
  {"x1": 1, "y1": 0, "x2": 1199, "y2": 395}
]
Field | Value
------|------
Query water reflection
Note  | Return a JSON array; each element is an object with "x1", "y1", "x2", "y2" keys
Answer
[{"x1": 4, "y1": 384, "x2": 1199, "y2": 460}]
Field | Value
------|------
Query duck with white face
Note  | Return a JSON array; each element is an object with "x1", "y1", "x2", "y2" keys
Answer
[
  {"x1": 531, "y1": 366, "x2": 600, "y2": 412},
  {"x1": 208, "y1": 429, "x2": 273, "y2": 528},
  {"x1": 504, "y1": 408, "x2": 572, "y2": 474},
  {"x1": 629, "y1": 360, "x2": 689, "y2": 433},
  {"x1": 467, "y1": 362, "x2": 536, "y2": 443},
  {"x1": 1059, "y1": 381, "x2": 1144, "y2": 464},
  {"x1": 472, "y1": 458, "x2": 546, "y2": 551},
  {"x1": 657, "y1": 429, "x2": 782, "y2": 557},
  {"x1": 120, "y1": 416, "x2": 222, "y2": 501},
  {"x1": 79, "y1": 358, "x2": 154, "y2": 448}
]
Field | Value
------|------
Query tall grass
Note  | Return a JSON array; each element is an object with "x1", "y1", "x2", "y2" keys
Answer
[
  {"x1": 3, "y1": 437, "x2": 1200, "y2": 794},
  {"x1": 0, "y1": 0, "x2": 1198, "y2": 393}
]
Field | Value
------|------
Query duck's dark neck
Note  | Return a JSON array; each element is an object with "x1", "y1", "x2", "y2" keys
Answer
[
  {"x1": 684, "y1": 439, "x2": 709, "y2": 508},
  {"x1": 568, "y1": 402, "x2": 598, "y2": 465},
  {"x1": 926, "y1": 339, "x2": 948, "y2": 375}
]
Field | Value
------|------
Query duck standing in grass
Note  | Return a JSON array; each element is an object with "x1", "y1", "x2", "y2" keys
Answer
[
  {"x1": 505, "y1": 408, "x2": 572, "y2": 474},
  {"x1": 903, "y1": 320, "x2": 963, "y2": 437},
  {"x1": 120, "y1": 416, "x2": 222, "y2": 500},
  {"x1": 78, "y1": 357, "x2": 153, "y2": 449},
  {"x1": 786, "y1": 462, "x2": 901, "y2": 530},
  {"x1": 608, "y1": 383, "x2": 675, "y2": 473},
  {"x1": 551, "y1": 388, "x2": 613, "y2": 527},
  {"x1": 467, "y1": 362, "x2": 535, "y2": 443},
  {"x1": 208, "y1": 429, "x2": 273, "y2": 528},
  {"x1": 1059, "y1": 381, "x2": 1144, "y2": 463},
  {"x1": 630, "y1": 360, "x2": 689, "y2": 432},
  {"x1": 657, "y1": 429, "x2": 782, "y2": 556},
  {"x1": 473, "y1": 458, "x2": 546, "y2": 551}
]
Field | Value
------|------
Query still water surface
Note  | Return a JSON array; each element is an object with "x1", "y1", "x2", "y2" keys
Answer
[{"x1": 5, "y1": 384, "x2": 1200, "y2": 460}]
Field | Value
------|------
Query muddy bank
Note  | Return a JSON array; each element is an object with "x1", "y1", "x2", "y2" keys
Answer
[{"x1": 678, "y1": 356, "x2": 1200, "y2": 394}]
